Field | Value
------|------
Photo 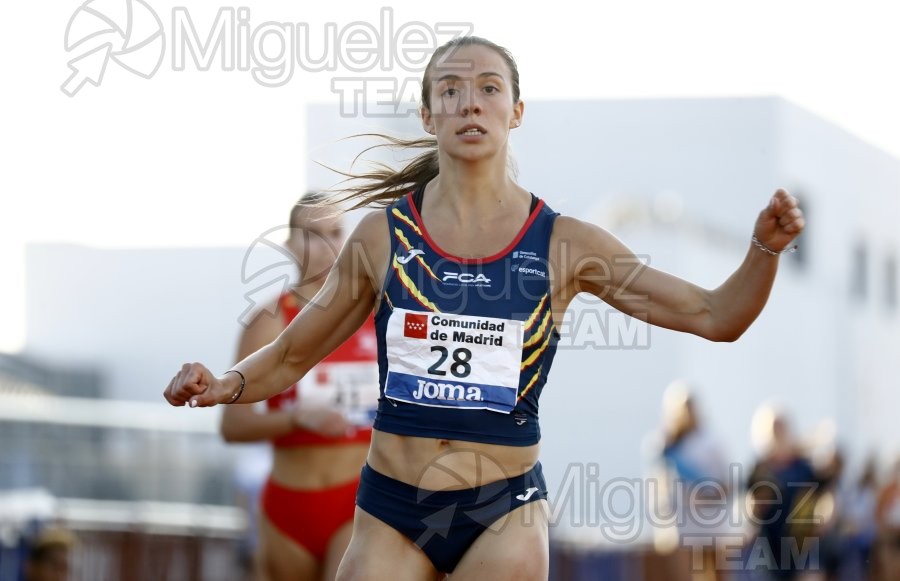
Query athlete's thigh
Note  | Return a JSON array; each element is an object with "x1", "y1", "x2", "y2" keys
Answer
[
  {"x1": 335, "y1": 507, "x2": 443, "y2": 581},
  {"x1": 450, "y1": 500, "x2": 549, "y2": 581},
  {"x1": 258, "y1": 512, "x2": 320, "y2": 581},
  {"x1": 322, "y1": 520, "x2": 353, "y2": 581}
]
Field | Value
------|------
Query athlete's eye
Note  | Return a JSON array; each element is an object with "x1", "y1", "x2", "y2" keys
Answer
[
  {"x1": 442, "y1": 87, "x2": 458, "y2": 97},
  {"x1": 483, "y1": 85, "x2": 499, "y2": 94}
]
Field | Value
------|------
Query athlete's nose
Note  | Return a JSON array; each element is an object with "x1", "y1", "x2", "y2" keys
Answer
[
  {"x1": 461, "y1": 90, "x2": 482, "y2": 117},
  {"x1": 461, "y1": 101, "x2": 482, "y2": 117}
]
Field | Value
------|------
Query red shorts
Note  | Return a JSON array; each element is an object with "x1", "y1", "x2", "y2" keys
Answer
[{"x1": 260, "y1": 476, "x2": 359, "y2": 562}]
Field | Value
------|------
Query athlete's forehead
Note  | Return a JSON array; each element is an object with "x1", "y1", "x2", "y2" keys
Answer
[
  {"x1": 430, "y1": 45, "x2": 510, "y2": 82},
  {"x1": 435, "y1": 71, "x2": 506, "y2": 85}
]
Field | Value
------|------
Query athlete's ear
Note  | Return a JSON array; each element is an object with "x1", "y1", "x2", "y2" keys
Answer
[
  {"x1": 510, "y1": 100, "x2": 524, "y2": 129},
  {"x1": 421, "y1": 106, "x2": 435, "y2": 135}
]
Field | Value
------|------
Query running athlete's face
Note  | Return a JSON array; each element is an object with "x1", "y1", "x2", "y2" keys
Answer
[
  {"x1": 285, "y1": 210, "x2": 344, "y2": 288},
  {"x1": 421, "y1": 44, "x2": 523, "y2": 162}
]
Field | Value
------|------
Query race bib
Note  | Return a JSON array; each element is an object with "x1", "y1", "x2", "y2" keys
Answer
[
  {"x1": 384, "y1": 308, "x2": 524, "y2": 413},
  {"x1": 297, "y1": 361, "x2": 380, "y2": 427}
]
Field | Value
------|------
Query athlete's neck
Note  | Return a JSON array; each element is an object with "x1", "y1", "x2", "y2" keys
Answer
[{"x1": 424, "y1": 161, "x2": 528, "y2": 225}]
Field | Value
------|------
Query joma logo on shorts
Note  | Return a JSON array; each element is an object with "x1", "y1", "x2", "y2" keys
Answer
[{"x1": 412, "y1": 380, "x2": 483, "y2": 401}]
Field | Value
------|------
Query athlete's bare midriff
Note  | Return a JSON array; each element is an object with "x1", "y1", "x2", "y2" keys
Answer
[
  {"x1": 270, "y1": 442, "x2": 370, "y2": 489},
  {"x1": 366, "y1": 429, "x2": 540, "y2": 490}
]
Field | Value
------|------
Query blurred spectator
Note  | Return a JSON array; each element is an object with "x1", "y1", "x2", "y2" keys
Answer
[
  {"x1": 810, "y1": 441, "x2": 843, "y2": 581},
  {"x1": 22, "y1": 526, "x2": 76, "y2": 581},
  {"x1": 840, "y1": 455, "x2": 878, "y2": 580},
  {"x1": 653, "y1": 380, "x2": 731, "y2": 581},
  {"x1": 746, "y1": 405, "x2": 823, "y2": 581},
  {"x1": 875, "y1": 458, "x2": 900, "y2": 581}
]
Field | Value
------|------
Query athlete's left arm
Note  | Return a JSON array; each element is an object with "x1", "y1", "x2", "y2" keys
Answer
[{"x1": 557, "y1": 189, "x2": 804, "y2": 342}]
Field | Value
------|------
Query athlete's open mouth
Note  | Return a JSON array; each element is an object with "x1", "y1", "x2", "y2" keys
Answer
[{"x1": 457, "y1": 124, "x2": 486, "y2": 135}]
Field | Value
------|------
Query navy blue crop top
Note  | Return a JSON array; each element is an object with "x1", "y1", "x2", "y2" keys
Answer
[{"x1": 372, "y1": 185, "x2": 560, "y2": 446}]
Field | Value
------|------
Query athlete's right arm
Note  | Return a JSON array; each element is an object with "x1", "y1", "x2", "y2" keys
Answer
[{"x1": 164, "y1": 211, "x2": 389, "y2": 408}]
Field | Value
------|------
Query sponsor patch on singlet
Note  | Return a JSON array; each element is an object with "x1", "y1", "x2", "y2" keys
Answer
[{"x1": 384, "y1": 308, "x2": 524, "y2": 413}]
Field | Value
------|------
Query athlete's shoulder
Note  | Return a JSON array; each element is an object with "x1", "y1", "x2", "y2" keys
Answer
[
  {"x1": 340, "y1": 209, "x2": 391, "y2": 286},
  {"x1": 551, "y1": 213, "x2": 578, "y2": 227},
  {"x1": 548, "y1": 215, "x2": 627, "y2": 264},
  {"x1": 348, "y1": 209, "x2": 389, "y2": 245},
  {"x1": 550, "y1": 214, "x2": 611, "y2": 237},
  {"x1": 547, "y1": 214, "x2": 585, "y2": 238}
]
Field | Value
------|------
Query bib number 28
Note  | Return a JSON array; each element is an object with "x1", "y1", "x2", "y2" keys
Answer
[{"x1": 427, "y1": 346, "x2": 472, "y2": 378}]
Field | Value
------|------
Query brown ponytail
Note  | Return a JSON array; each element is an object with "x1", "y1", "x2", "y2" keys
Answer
[{"x1": 318, "y1": 133, "x2": 439, "y2": 211}]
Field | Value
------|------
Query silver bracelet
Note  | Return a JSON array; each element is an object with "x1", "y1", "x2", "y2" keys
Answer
[
  {"x1": 751, "y1": 235, "x2": 797, "y2": 256},
  {"x1": 223, "y1": 370, "x2": 246, "y2": 404}
]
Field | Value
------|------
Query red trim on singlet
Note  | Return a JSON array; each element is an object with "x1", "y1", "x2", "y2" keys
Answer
[
  {"x1": 268, "y1": 293, "x2": 376, "y2": 447},
  {"x1": 406, "y1": 191, "x2": 545, "y2": 265}
]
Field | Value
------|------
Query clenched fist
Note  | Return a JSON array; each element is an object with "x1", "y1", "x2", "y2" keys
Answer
[
  {"x1": 754, "y1": 189, "x2": 805, "y2": 253},
  {"x1": 163, "y1": 362, "x2": 237, "y2": 408}
]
